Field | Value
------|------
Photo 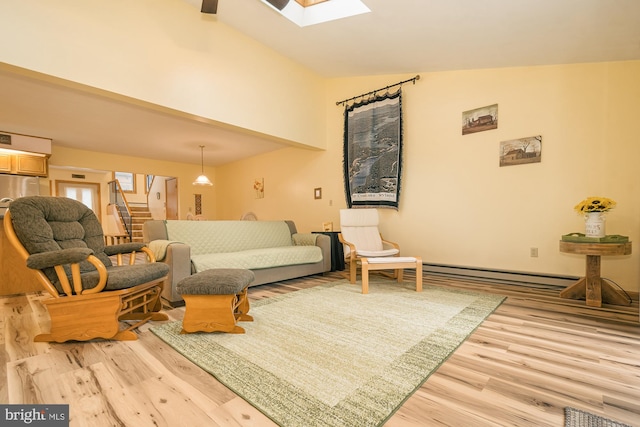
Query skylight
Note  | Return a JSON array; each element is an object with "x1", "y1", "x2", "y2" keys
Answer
[{"x1": 261, "y1": 0, "x2": 370, "y2": 27}]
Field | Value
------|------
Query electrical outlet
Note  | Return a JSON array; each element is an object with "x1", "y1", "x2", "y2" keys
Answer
[{"x1": 530, "y1": 247, "x2": 538, "y2": 257}]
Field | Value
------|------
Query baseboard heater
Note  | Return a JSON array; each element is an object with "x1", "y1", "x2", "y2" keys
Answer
[{"x1": 422, "y1": 263, "x2": 578, "y2": 288}]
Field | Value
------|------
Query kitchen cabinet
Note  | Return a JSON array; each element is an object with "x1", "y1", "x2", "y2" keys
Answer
[
  {"x1": 15, "y1": 154, "x2": 48, "y2": 176},
  {"x1": 0, "y1": 153, "x2": 48, "y2": 177},
  {"x1": 0, "y1": 154, "x2": 11, "y2": 173}
]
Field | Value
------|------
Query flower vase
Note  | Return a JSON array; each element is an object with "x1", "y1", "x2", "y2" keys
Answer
[{"x1": 584, "y1": 212, "x2": 605, "y2": 238}]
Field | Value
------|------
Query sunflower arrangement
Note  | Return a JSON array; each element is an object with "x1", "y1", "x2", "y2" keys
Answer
[{"x1": 574, "y1": 196, "x2": 616, "y2": 214}]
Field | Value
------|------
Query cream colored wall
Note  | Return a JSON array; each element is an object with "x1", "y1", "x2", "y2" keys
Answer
[
  {"x1": 0, "y1": 0, "x2": 326, "y2": 149},
  {"x1": 48, "y1": 146, "x2": 217, "y2": 221},
  {"x1": 216, "y1": 61, "x2": 640, "y2": 292}
]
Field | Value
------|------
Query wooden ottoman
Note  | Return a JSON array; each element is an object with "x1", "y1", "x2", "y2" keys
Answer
[
  {"x1": 360, "y1": 256, "x2": 423, "y2": 294},
  {"x1": 176, "y1": 268, "x2": 255, "y2": 334}
]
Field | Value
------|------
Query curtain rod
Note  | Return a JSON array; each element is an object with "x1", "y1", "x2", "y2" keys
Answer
[{"x1": 335, "y1": 74, "x2": 420, "y2": 106}]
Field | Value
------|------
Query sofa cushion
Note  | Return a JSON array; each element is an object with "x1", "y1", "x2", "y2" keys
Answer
[
  {"x1": 191, "y1": 246, "x2": 323, "y2": 272},
  {"x1": 165, "y1": 220, "x2": 294, "y2": 255}
]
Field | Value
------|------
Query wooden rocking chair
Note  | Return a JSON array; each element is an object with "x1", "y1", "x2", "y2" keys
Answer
[{"x1": 4, "y1": 196, "x2": 170, "y2": 343}]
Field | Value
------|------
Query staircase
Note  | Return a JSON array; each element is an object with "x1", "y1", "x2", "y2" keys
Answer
[{"x1": 129, "y1": 205, "x2": 153, "y2": 242}]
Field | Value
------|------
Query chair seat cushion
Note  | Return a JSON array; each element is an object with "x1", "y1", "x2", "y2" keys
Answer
[
  {"x1": 63, "y1": 263, "x2": 170, "y2": 293},
  {"x1": 356, "y1": 248, "x2": 399, "y2": 257},
  {"x1": 177, "y1": 269, "x2": 255, "y2": 295},
  {"x1": 191, "y1": 246, "x2": 322, "y2": 271}
]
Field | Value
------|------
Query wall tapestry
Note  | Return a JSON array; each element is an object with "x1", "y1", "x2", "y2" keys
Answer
[{"x1": 343, "y1": 89, "x2": 402, "y2": 209}]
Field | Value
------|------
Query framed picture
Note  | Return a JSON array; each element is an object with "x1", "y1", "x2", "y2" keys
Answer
[
  {"x1": 462, "y1": 104, "x2": 498, "y2": 135},
  {"x1": 314, "y1": 187, "x2": 322, "y2": 199},
  {"x1": 254, "y1": 178, "x2": 264, "y2": 199},
  {"x1": 500, "y1": 135, "x2": 542, "y2": 167},
  {"x1": 114, "y1": 171, "x2": 136, "y2": 193}
]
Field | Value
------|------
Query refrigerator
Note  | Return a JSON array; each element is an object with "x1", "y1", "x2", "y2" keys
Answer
[{"x1": 0, "y1": 174, "x2": 40, "y2": 218}]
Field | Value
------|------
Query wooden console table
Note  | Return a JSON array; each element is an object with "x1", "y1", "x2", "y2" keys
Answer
[{"x1": 559, "y1": 241, "x2": 632, "y2": 307}]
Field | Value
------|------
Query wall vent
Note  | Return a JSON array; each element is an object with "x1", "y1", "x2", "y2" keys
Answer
[{"x1": 71, "y1": 174, "x2": 86, "y2": 179}]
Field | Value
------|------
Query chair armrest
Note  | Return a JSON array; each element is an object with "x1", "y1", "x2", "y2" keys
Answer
[
  {"x1": 26, "y1": 248, "x2": 94, "y2": 270},
  {"x1": 292, "y1": 233, "x2": 319, "y2": 246},
  {"x1": 161, "y1": 243, "x2": 193, "y2": 304},
  {"x1": 381, "y1": 235, "x2": 400, "y2": 251},
  {"x1": 293, "y1": 233, "x2": 331, "y2": 272},
  {"x1": 313, "y1": 234, "x2": 332, "y2": 272},
  {"x1": 338, "y1": 233, "x2": 357, "y2": 259},
  {"x1": 106, "y1": 243, "x2": 159, "y2": 265},
  {"x1": 27, "y1": 250, "x2": 107, "y2": 296},
  {"x1": 104, "y1": 242, "x2": 147, "y2": 256}
]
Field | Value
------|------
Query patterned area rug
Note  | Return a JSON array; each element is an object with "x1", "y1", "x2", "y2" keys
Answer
[
  {"x1": 151, "y1": 279, "x2": 505, "y2": 427},
  {"x1": 565, "y1": 407, "x2": 633, "y2": 427}
]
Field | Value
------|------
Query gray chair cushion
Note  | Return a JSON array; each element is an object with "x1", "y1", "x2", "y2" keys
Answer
[
  {"x1": 83, "y1": 263, "x2": 170, "y2": 291},
  {"x1": 177, "y1": 269, "x2": 255, "y2": 295}
]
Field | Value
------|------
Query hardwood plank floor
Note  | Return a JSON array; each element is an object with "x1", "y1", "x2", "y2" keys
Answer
[{"x1": 1, "y1": 271, "x2": 638, "y2": 426}]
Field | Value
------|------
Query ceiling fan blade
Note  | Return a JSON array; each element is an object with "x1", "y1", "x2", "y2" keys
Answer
[
  {"x1": 265, "y1": 0, "x2": 290, "y2": 11},
  {"x1": 201, "y1": 0, "x2": 218, "y2": 14}
]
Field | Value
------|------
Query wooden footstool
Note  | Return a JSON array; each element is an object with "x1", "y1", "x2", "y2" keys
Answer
[
  {"x1": 177, "y1": 268, "x2": 255, "y2": 334},
  {"x1": 360, "y1": 256, "x2": 423, "y2": 294}
]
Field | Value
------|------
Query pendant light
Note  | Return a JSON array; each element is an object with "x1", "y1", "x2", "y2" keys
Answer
[{"x1": 193, "y1": 145, "x2": 213, "y2": 186}]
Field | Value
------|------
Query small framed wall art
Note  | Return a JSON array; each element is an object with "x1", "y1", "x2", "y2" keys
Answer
[
  {"x1": 499, "y1": 135, "x2": 542, "y2": 167},
  {"x1": 462, "y1": 104, "x2": 498, "y2": 135},
  {"x1": 254, "y1": 178, "x2": 264, "y2": 199}
]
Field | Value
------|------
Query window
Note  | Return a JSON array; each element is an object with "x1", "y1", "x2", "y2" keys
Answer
[
  {"x1": 146, "y1": 174, "x2": 154, "y2": 193},
  {"x1": 55, "y1": 181, "x2": 102, "y2": 220},
  {"x1": 114, "y1": 171, "x2": 136, "y2": 193}
]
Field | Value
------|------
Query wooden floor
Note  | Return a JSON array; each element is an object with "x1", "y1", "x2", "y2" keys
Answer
[{"x1": 1, "y1": 271, "x2": 638, "y2": 427}]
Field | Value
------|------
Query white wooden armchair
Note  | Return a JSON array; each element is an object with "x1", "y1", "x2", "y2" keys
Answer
[
  {"x1": 338, "y1": 208, "x2": 422, "y2": 293},
  {"x1": 4, "y1": 196, "x2": 170, "y2": 342},
  {"x1": 338, "y1": 208, "x2": 401, "y2": 283}
]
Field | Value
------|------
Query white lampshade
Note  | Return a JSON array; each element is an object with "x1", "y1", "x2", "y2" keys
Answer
[
  {"x1": 193, "y1": 174, "x2": 213, "y2": 186},
  {"x1": 193, "y1": 145, "x2": 213, "y2": 186}
]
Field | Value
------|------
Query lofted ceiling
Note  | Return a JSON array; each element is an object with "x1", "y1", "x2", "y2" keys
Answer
[
  {"x1": 1, "y1": 0, "x2": 639, "y2": 168},
  {"x1": 215, "y1": 0, "x2": 640, "y2": 78}
]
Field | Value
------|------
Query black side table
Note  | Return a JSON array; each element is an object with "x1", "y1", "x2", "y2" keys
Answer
[{"x1": 313, "y1": 231, "x2": 345, "y2": 271}]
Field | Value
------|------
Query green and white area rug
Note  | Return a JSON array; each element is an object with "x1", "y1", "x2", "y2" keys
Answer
[
  {"x1": 565, "y1": 407, "x2": 633, "y2": 427},
  {"x1": 151, "y1": 279, "x2": 505, "y2": 427}
]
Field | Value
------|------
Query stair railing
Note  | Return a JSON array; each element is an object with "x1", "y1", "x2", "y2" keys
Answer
[{"x1": 108, "y1": 180, "x2": 133, "y2": 241}]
